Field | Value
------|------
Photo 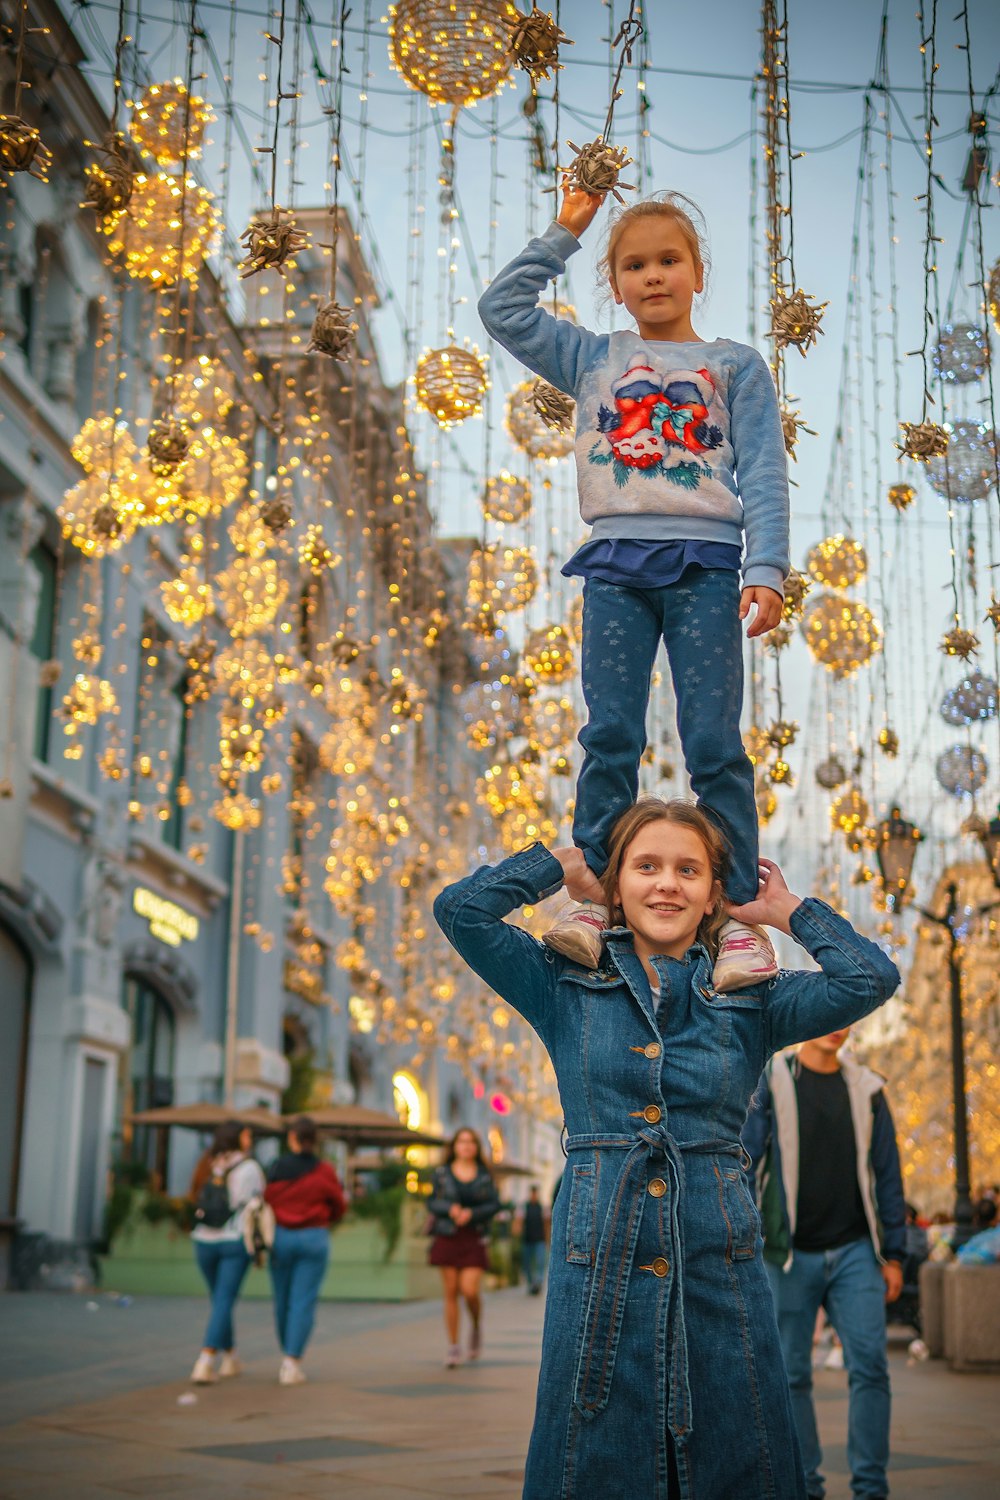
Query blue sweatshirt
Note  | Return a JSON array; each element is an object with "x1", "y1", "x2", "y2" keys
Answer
[{"x1": 479, "y1": 221, "x2": 791, "y2": 596}]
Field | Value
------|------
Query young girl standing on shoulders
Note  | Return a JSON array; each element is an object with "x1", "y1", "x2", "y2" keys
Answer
[{"x1": 478, "y1": 185, "x2": 789, "y2": 990}]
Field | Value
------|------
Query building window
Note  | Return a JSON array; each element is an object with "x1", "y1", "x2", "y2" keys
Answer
[
  {"x1": 0, "y1": 922, "x2": 32, "y2": 1218},
  {"x1": 120, "y1": 977, "x2": 176, "y2": 1187},
  {"x1": 162, "y1": 675, "x2": 190, "y2": 852},
  {"x1": 28, "y1": 541, "x2": 58, "y2": 763}
]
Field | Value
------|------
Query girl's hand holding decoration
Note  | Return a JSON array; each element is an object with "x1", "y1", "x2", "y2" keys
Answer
[
  {"x1": 556, "y1": 176, "x2": 604, "y2": 239},
  {"x1": 725, "y1": 857, "x2": 802, "y2": 935},
  {"x1": 739, "y1": 586, "x2": 784, "y2": 638}
]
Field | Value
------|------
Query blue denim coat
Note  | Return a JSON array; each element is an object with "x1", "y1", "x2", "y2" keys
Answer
[{"x1": 434, "y1": 845, "x2": 900, "y2": 1500}]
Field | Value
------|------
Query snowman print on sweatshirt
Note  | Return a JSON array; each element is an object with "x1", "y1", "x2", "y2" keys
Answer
[{"x1": 588, "y1": 361, "x2": 724, "y2": 490}]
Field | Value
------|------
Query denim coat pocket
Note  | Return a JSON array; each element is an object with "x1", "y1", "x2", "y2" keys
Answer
[
  {"x1": 565, "y1": 1161, "x2": 597, "y2": 1265},
  {"x1": 714, "y1": 1161, "x2": 760, "y2": 1261}
]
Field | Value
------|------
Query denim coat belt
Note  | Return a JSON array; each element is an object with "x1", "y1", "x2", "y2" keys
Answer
[{"x1": 566, "y1": 1125, "x2": 748, "y2": 1443}]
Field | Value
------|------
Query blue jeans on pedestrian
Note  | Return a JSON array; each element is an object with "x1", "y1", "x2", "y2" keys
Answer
[
  {"x1": 194, "y1": 1238, "x2": 252, "y2": 1351},
  {"x1": 269, "y1": 1224, "x2": 330, "y2": 1359},
  {"x1": 767, "y1": 1238, "x2": 891, "y2": 1499},
  {"x1": 522, "y1": 1239, "x2": 547, "y2": 1291},
  {"x1": 573, "y1": 569, "x2": 758, "y2": 902}
]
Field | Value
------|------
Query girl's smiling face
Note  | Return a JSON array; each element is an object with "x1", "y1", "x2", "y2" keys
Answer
[
  {"x1": 613, "y1": 819, "x2": 718, "y2": 962},
  {"x1": 610, "y1": 216, "x2": 703, "y2": 342}
]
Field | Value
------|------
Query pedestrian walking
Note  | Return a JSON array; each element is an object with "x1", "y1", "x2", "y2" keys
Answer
[
  {"x1": 188, "y1": 1119, "x2": 265, "y2": 1385},
  {"x1": 264, "y1": 1115, "x2": 346, "y2": 1386},
  {"x1": 517, "y1": 1185, "x2": 548, "y2": 1295},
  {"x1": 434, "y1": 796, "x2": 900, "y2": 1499},
  {"x1": 427, "y1": 1128, "x2": 501, "y2": 1368},
  {"x1": 743, "y1": 1029, "x2": 906, "y2": 1500},
  {"x1": 478, "y1": 180, "x2": 790, "y2": 993}
]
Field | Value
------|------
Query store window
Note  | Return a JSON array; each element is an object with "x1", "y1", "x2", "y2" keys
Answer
[
  {"x1": 28, "y1": 541, "x2": 58, "y2": 763},
  {"x1": 120, "y1": 976, "x2": 176, "y2": 1187},
  {"x1": 0, "y1": 923, "x2": 32, "y2": 1218}
]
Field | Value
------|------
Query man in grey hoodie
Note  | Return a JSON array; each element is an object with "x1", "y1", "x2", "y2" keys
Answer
[{"x1": 743, "y1": 1028, "x2": 906, "y2": 1500}]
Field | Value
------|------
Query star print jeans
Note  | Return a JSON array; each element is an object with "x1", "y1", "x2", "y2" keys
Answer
[{"x1": 574, "y1": 568, "x2": 759, "y2": 903}]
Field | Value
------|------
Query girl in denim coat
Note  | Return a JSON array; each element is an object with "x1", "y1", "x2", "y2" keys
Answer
[{"x1": 434, "y1": 798, "x2": 899, "y2": 1500}]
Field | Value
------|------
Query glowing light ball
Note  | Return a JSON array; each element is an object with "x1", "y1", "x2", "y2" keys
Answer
[
  {"x1": 131, "y1": 80, "x2": 214, "y2": 165},
  {"x1": 805, "y1": 534, "x2": 868, "y2": 589},
  {"x1": 925, "y1": 419, "x2": 997, "y2": 505},
  {"x1": 936, "y1": 744, "x2": 988, "y2": 798},
  {"x1": 414, "y1": 344, "x2": 487, "y2": 427},
  {"x1": 830, "y1": 786, "x2": 868, "y2": 838},
  {"x1": 388, "y1": 0, "x2": 517, "y2": 108},
  {"x1": 523, "y1": 622, "x2": 574, "y2": 682},
  {"x1": 103, "y1": 170, "x2": 221, "y2": 284},
  {"x1": 932, "y1": 322, "x2": 989, "y2": 385},
  {"x1": 467, "y1": 544, "x2": 538, "y2": 619},
  {"x1": 939, "y1": 670, "x2": 998, "y2": 726},
  {"x1": 803, "y1": 592, "x2": 882, "y2": 679},
  {"x1": 482, "y1": 471, "x2": 532, "y2": 525}
]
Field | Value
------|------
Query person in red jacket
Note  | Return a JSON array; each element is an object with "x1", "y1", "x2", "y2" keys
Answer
[{"x1": 264, "y1": 1115, "x2": 346, "y2": 1385}]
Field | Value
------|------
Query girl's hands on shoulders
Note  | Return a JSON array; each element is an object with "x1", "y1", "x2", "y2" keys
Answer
[
  {"x1": 726, "y1": 857, "x2": 802, "y2": 936},
  {"x1": 556, "y1": 178, "x2": 605, "y2": 239},
  {"x1": 552, "y1": 846, "x2": 606, "y2": 905}
]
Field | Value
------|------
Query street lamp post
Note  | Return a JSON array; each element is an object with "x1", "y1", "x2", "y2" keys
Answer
[{"x1": 875, "y1": 806, "x2": 996, "y2": 1250}]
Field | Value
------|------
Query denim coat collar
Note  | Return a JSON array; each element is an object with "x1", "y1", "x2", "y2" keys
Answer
[{"x1": 599, "y1": 927, "x2": 713, "y2": 1033}]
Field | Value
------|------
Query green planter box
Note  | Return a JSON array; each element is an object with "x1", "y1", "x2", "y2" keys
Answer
[{"x1": 99, "y1": 1202, "x2": 439, "y2": 1302}]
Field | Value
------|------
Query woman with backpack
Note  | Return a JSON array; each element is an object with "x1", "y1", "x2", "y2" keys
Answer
[
  {"x1": 264, "y1": 1115, "x2": 346, "y2": 1385},
  {"x1": 188, "y1": 1119, "x2": 265, "y2": 1384}
]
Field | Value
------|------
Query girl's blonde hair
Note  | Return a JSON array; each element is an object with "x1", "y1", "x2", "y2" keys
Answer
[
  {"x1": 599, "y1": 796, "x2": 731, "y2": 959},
  {"x1": 597, "y1": 192, "x2": 710, "y2": 294}
]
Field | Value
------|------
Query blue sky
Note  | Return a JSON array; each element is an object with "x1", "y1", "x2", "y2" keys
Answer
[{"x1": 72, "y1": 0, "x2": 1000, "y2": 911}]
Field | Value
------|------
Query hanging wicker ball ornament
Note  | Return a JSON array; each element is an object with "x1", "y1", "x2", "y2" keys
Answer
[
  {"x1": 103, "y1": 170, "x2": 221, "y2": 284},
  {"x1": 830, "y1": 785, "x2": 869, "y2": 839},
  {"x1": 0, "y1": 115, "x2": 51, "y2": 181},
  {"x1": 506, "y1": 380, "x2": 574, "y2": 460},
  {"x1": 887, "y1": 482, "x2": 915, "y2": 513},
  {"x1": 83, "y1": 140, "x2": 135, "y2": 221},
  {"x1": 239, "y1": 209, "x2": 309, "y2": 279},
  {"x1": 482, "y1": 471, "x2": 532, "y2": 525},
  {"x1": 260, "y1": 494, "x2": 293, "y2": 532},
  {"x1": 147, "y1": 414, "x2": 191, "y2": 476},
  {"x1": 769, "y1": 758, "x2": 794, "y2": 787},
  {"x1": 940, "y1": 626, "x2": 979, "y2": 661},
  {"x1": 815, "y1": 755, "x2": 847, "y2": 790},
  {"x1": 131, "y1": 80, "x2": 214, "y2": 166},
  {"x1": 768, "y1": 288, "x2": 827, "y2": 355},
  {"x1": 504, "y1": 4, "x2": 572, "y2": 83},
  {"x1": 562, "y1": 136, "x2": 634, "y2": 204},
  {"x1": 467, "y1": 543, "x2": 538, "y2": 624},
  {"x1": 985, "y1": 596, "x2": 1000, "y2": 634},
  {"x1": 387, "y1": 0, "x2": 518, "y2": 108},
  {"x1": 877, "y1": 726, "x2": 900, "y2": 758},
  {"x1": 415, "y1": 344, "x2": 488, "y2": 427},
  {"x1": 936, "y1": 744, "x2": 988, "y2": 798},
  {"x1": 308, "y1": 299, "x2": 356, "y2": 359},
  {"x1": 805, "y1": 534, "x2": 868, "y2": 589},
  {"x1": 781, "y1": 568, "x2": 811, "y2": 623},
  {"x1": 767, "y1": 719, "x2": 799, "y2": 750},
  {"x1": 523, "y1": 623, "x2": 574, "y2": 682},
  {"x1": 756, "y1": 780, "x2": 778, "y2": 827},
  {"x1": 780, "y1": 404, "x2": 815, "y2": 459},
  {"x1": 898, "y1": 420, "x2": 949, "y2": 463},
  {"x1": 803, "y1": 592, "x2": 882, "y2": 679},
  {"x1": 932, "y1": 322, "x2": 989, "y2": 385},
  {"x1": 530, "y1": 378, "x2": 575, "y2": 433},
  {"x1": 925, "y1": 419, "x2": 998, "y2": 505},
  {"x1": 939, "y1": 669, "x2": 998, "y2": 726}
]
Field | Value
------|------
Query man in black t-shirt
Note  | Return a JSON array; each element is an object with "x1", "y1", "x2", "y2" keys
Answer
[{"x1": 743, "y1": 1029, "x2": 906, "y2": 1500}]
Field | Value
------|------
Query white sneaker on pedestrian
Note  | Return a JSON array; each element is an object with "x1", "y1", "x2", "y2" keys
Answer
[
  {"x1": 542, "y1": 901, "x2": 607, "y2": 968},
  {"x1": 712, "y1": 920, "x2": 778, "y2": 992},
  {"x1": 190, "y1": 1352, "x2": 218, "y2": 1384},
  {"x1": 278, "y1": 1356, "x2": 307, "y2": 1385},
  {"x1": 444, "y1": 1344, "x2": 462, "y2": 1368},
  {"x1": 824, "y1": 1344, "x2": 844, "y2": 1370},
  {"x1": 218, "y1": 1353, "x2": 242, "y2": 1378}
]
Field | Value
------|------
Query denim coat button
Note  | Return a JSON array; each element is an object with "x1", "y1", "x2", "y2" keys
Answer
[
  {"x1": 649, "y1": 1256, "x2": 670, "y2": 1277},
  {"x1": 644, "y1": 1042, "x2": 661, "y2": 1059},
  {"x1": 647, "y1": 1178, "x2": 667, "y2": 1197},
  {"x1": 643, "y1": 1104, "x2": 662, "y2": 1124}
]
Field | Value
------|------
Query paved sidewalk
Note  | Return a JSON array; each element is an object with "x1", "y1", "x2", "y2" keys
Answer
[{"x1": 0, "y1": 1290, "x2": 998, "y2": 1498}]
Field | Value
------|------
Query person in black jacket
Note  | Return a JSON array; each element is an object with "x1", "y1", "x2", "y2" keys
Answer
[{"x1": 427, "y1": 1127, "x2": 501, "y2": 1367}]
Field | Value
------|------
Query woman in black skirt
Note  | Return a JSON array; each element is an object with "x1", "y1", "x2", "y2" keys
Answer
[{"x1": 428, "y1": 1127, "x2": 501, "y2": 1366}]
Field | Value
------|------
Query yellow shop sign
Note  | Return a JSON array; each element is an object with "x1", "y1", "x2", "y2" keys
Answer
[{"x1": 133, "y1": 886, "x2": 200, "y2": 947}]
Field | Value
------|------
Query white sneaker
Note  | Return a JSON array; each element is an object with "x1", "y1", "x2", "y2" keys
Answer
[
  {"x1": 278, "y1": 1356, "x2": 307, "y2": 1385},
  {"x1": 218, "y1": 1353, "x2": 242, "y2": 1378},
  {"x1": 444, "y1": 1343, "x2": 462, "y2": 1368},
  {"x1": 712, "y1": 920, "x2": 778, "y2": 992},
  {"x1": 824, "y1": 1344, "x2": 845, "y2": 1371},
  {"x1": 542, "y1": 901, "x2": 607, "y2": 968},
  {"x1": 190, "y1": 1352, "x2": 218, "y2": 1384}
]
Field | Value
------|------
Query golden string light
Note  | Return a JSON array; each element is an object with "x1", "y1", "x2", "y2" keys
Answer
[
  {"x1": 103, "y1": 170, "x2": 221, "y2": 283},
  {"x1": 805, "y1": 534, "x2": 868, "y2": 589},
  {"x1": 387, "y1": 0, "x2": 518, "y2": 108},
  {"x1": 414, "y1": 344, "x2": 488, "y2": 427},
  {"x1": 130, "y1": 79, "x2": 214, "y2": 165},
  {"x1": 803, "y1": 592, "x2": 882, "y2": 679}
]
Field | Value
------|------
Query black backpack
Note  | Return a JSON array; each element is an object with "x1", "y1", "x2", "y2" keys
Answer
[{"x1": 194, "y1": 1160, "x2": 239, "y2": 1229}]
